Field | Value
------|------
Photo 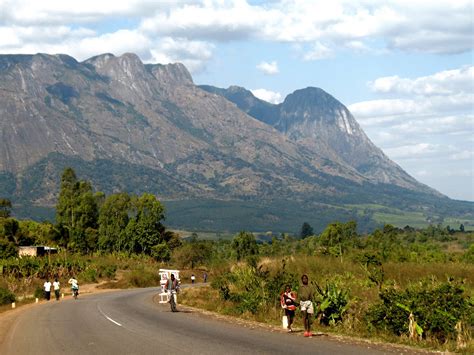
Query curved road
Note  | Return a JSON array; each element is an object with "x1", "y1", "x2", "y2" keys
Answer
[{"x1": 2, "y1": 288, "x2": 407, "y2": 354}]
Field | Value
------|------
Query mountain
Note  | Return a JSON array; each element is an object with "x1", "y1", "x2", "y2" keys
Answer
[
  {"x1": 0, "y1": 53, "x2": 471, "y2": 232},
  {"x1": 199, "y1": 85, "x2": 432, "y2": 192}
]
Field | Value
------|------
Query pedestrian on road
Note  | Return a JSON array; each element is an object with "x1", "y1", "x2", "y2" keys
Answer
[
  {"x1": 53, "y1": 278, "x2": 60, "y2": 301},
  {"x1": 298, "y1": 274, "x2": 314, "y2": 337},
  {"x1": 203, "y1": 272, "x2": 208, "y2": 283},
  {"x1": 191, "y1": 274, "x2": 196, "y2": 284},
  {"x1": 44, "y1": 279, "x2": 52, "y2": 301},
  {"x1": 280, "y1": 284, "x2": 297, "y2": 332}
]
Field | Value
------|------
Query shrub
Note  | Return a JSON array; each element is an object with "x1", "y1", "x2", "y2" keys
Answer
[
  {"x1": 0, "y1": 286, "x2": 15, "y2": 305},
  {"x1": 211, "y1": 259, "x2": 297, "y2": 314},
  {"x1": 34, "y1": 286, "x2": 44, "y2": 299},
  {"x1": 314, "y1": 280, "x2": 350, "y2": 326},
  {"x1": 366, "y1": 279, "x2": 473, "y2": 343},
  {"x1": 126, "y1": 268, "x2": 160, "y2": 288}
]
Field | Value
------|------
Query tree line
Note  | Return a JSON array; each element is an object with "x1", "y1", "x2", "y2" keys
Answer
[{"x1": 0, "y1": 168, "x2": 180, "y2": 259}]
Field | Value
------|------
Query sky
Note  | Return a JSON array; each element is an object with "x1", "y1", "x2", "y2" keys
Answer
[{"x1": 0, "y1": 0, "x2": 473, "y2": 201}]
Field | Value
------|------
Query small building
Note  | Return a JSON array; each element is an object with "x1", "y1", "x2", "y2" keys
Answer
[{"x1": 19, "y1": 246, "x2": 58, "y2": 258}]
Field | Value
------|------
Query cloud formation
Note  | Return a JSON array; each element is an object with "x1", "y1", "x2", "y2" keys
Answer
[
  {"x1": 251, "y1": 88, "x2": 283, "y2": 104},
  {"x1": 0, "y1": 1, "x2": 472, "y2": 71},
  {"x1": 349, "y1": 65, "x2": 474, "y2": 200},
  {"x1": 256, "y1": 61, "x2": 279, "y2": 75}
]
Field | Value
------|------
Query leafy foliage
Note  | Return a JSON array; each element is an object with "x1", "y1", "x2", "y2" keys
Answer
[
  {"x1": 231, "y1": 232, "x2": 259, "y2": 261},
  {"x1": 300, "y1": 222, "x2": 314, "y2": 238},
  {"x1": 0, "y1": 286, "x2": 15, "y2": 305},
  {"x1": 314, "y1": 280, "x2": 350, "y2": 325},
  {"x1": 211, "y1": 259, "x2": 297, "y2": 314},
  {"x1": 366, "y1": 280, "x2": 473, "y2": 342}
]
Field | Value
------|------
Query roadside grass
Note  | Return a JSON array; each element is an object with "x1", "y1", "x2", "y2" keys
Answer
[
  {"x1": 0, "y1": 297, "x2": 36, "y2": 315},
  {"x1": 180, "y1": 255, "x2": 474, "y2": 353}
]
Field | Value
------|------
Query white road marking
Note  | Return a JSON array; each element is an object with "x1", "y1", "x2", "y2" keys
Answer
[{"x1": 97, "y1": 304, "x2": 122, "y2": 327}]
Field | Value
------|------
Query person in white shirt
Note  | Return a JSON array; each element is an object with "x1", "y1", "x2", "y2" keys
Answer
[
  {"x1": 68, "y1": 277, "x2": 79, "y2": 299},
  {"x1": 43, "y1": 279, "x2": 52, "y2": 301},
  {"x1": 53, "y1": 278, "x2": 60, "y2": 301}
]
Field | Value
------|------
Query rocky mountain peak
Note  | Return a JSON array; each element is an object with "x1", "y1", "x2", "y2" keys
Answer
[
  {"x1": 281, "y1": 87, "x2": 347, "y2": 122},
  {"x1": 84, "y1": 52, "x2": 146, "y2": 79},
  {"x1": 146, "y1": 62, "x2": 193, "y2": 86}
]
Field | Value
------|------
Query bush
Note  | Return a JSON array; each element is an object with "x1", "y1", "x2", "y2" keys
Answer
[
  {"x1": 34, "y1": 286, "x2": 44, "y2": 299},
  {"x1": 366, "y1": 279, "x2": 473, "y2": 342},
  {"x1": 126, "y1": 268, "x2": 160, "y2": 288},
  {"x1": 80, "y1": 268, "x2": 98, "y2": 283},
  {"x1": 211, "y1": 259, "x2": 297, "y2": 314},
  {"x1": 0, "y1": 286, "x2": 16, "y2": 305},
  {"x1": 314, "y1": 280, "x2": 350, "y2": 326}
]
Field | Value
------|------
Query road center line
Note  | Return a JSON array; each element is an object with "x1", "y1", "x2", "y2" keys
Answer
[{"x1": 97, "y1": 304, "x2": 122, "y2": 327}]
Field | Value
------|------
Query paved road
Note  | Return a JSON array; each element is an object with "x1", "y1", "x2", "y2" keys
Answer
[{"x1": 2, "y1": 288, "x2": 404, "y2": 355}]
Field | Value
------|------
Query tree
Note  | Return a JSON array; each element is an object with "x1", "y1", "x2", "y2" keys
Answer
[
  {"x1": 173, "y1": 240, "x2": 213, "y2": 268},
  {"x1": 460, "y1": 224, "x2": 465, "y2": 232},
  {"x1": 98, "y1": 193, "x2": 131, "y2": 252},
  {"x1": 300, "y1": 222, "x2": 314, "y2": 239},
  {"x1": 320, "y1": 221, "x2": 358, "y2": 257},
  {"x1": 56, "y1": 168, "x2": 99, "y2": 253},
  {"x1": 0, "y1": 198, "x2": 12, "y2": 218},
  {"x1": 126, "y1": 193, "x2": 166, "y2": 254},
  {"x1": 231, "y1": 231, "x2": 259, "y2": 261},
  {"x1": 56, "y1": 168, "x2": 78, "y2": 228}
]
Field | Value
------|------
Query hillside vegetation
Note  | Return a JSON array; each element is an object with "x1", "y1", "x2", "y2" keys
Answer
[{"x1": 1, "y1": 169, "x2": 473, "y2": 352}]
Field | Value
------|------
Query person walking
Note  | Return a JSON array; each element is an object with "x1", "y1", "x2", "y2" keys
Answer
[
  {"x1": 191, "y1": 274, "x2": 196, "y2": 284},
  {"x1": 53, "y1": 278, "x2": 60, "y2": 301},
  {"x1": 298, "y1": 274, "x2": 314, "y2": 337},
  {"x1": 280, "y1": 284, "x2": 297, "y2": 332},
  {"x1": 203, "y1": 272, "x2": 208, "y2": 283},
  {"x1": 43, "y1": 279, "x2": 52, "y2": 301}
]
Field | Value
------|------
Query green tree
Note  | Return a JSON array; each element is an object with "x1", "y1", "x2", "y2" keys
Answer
[
  {"x1": 0, "y1": 238, "x2": 17, "y2": 259},
  {"x1": 98, "y1": 193, "x2": 131, "y2": 252},
  {"x1": 126, "y1": 193, "x2": 166, "y2": 254},
  {"x1": 173, "y1": 240, "x2": 213, "y2": 268},
  {"x1": 56, "y1": 168, "x2": 99, "y2": 253},
  {"x1": 320, "y1": 221, "x2": 358, "y2": 257},
  {"x1": 231, "y1": 231, "x2": 259, "y2": 261},
  {"x1": 56, "y1": 167, "x2": 78, "y2": 229},
  {"x1": 0, "y1": 198, "x2": 12, "y2": 218},
  {"x1": 300, "y1": 222, "x2": 314, "y2": 239}
]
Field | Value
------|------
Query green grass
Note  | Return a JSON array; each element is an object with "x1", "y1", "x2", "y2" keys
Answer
[{"x1": 372, "y1": 211, "x2": 428, "y2": 228}]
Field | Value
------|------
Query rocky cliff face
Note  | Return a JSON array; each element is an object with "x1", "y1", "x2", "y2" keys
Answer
[
  {"x1": 199, "y1": 85, "x2": 436, "y2": 193},
  {"x1": 0, "y1": 52, "x2": 445, "y2": 216}
]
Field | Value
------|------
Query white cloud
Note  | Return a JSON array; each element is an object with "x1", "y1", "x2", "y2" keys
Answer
[
  {"x1": 302, "y1": 42, "x2": 332, "y2": 61},
  {"x1": 149, "y1": 37, "x2": 214, "y2": 73},
  {"x1": 370, "y1": 66, "x2": 474, "y2": 96},
  {"x1": 256, "y1": 61, "x2": 279, "y2": 75},
  {"x1": 251, "y1": 88, "x2": 283, "y2": 104},
  {"x1": 0, "y1": 0, "x2": 471, "y2": 71},
  {"x1": 349, "y1": 65, "x2": 474, "y2": 200}
]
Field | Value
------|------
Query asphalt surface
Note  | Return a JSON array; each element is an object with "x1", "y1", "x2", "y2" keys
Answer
[{"x1": 2, "y1": 287, "x2": 405, "y2": 355}]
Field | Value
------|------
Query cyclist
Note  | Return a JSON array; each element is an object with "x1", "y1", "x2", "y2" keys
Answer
[
  {"x1": 68, "y1": 276, "x2": 79, "y2": 299},
  {"x1": 166, "y1": 274, "x2": 179, "y2": 292}
]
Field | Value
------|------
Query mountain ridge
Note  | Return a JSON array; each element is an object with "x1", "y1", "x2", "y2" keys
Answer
[{"x1": 0, "y1": 52, "x2": 470, "y2": 231}]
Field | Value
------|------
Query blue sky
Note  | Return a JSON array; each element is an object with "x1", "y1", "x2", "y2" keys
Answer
[{"x1": 0, "y1": 0, "x2": 472, "y2": 201}]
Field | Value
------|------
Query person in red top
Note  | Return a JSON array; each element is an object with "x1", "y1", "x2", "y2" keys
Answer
[{"x1": 281, "y1": 284, "x2": 297, "y2": 332}]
